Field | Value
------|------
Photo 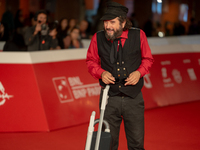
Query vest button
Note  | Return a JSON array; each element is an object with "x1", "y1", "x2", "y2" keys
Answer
[
  {"x1": 122, "y1": 61, "x2": 124, "y2": 64},
  {"x1": 118, "y1": 74, "x2": 120, "y2": 77},
  {"x1": 117, "y1": 62, "x2": 119, "y2": 65},
  {"x1": 123, "y1": 68, "x2": 126, "y2": 70},
  {"x1": 119, "y1": 85, "x2": 121, "y2": 88},
  {"x1": 117, "y1": 68, "x2": 120, "y2": 71}
]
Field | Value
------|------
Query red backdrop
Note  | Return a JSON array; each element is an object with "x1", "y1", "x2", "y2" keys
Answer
[{"x1": 0, "y1": 52, "x2": 199, "y2": 132}]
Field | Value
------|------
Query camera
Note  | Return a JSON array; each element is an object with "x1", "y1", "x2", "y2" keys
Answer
[
  {"x1": 40, "y1": 23, "x2": 48, "y2": 36},
  {"x1": 41, "y1": 24, "x2": 47, "y2": 30},
  {"x1": 38, "y1": 20, "x2": 47, "y2": 30}
]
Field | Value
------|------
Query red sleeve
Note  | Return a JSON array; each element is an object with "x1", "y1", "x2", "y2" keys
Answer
[
  {"x1": 86, "y1": 33, "x2": 105, "y2": 79},
  {"x1": 137, "y1": 30, "x2": 154, "y2": 77}
]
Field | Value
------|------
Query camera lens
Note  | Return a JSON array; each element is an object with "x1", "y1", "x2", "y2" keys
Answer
[{"x1": 41, "y1": 24, "x2": 46, "y2": 30}]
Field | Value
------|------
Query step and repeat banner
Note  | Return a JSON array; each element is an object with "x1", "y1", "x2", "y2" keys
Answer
[
  {"x1": 142, "y1": 52, "x2": 200, "y2": 109},
  {"x1": 0, "y1": 36, "x2": 200, "y2": 132},
  {"x1": 0, "y1": 50, "x2": 101, "y2": 132},
  {"x1": 0, "y1": 63, "x2": 49, "y2": 132}
]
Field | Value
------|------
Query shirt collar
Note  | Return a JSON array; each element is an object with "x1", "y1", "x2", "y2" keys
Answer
[{"x1": 120, "y1": 30, "x2": 128, "y2": 39}]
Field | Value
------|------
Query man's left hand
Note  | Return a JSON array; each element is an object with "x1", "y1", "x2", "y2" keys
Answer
[{"x1": 124, "y1": 71, "x2": 141, "y2": 86}]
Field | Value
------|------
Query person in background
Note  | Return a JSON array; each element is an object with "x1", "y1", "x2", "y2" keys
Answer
[
  {"x1": 57, "y1": 18, "x2": 68, "y2": 49},
  {"x1": 130, "y1": 13, "x2": 139, "y2": 28},
  {"x1": 0, "y1": 22, "x2": 9, "y2": 41},
  {"x1": 164, "y1": 21, "x2": 172, "y2": 36},
  {"x1": 86, "y1": 1, "x2": 154, "y2": 150},
  {"x1": 198, "y1": 20, "x2": 200, "y2": 34},
  {"x1": 173, "y1": 21, "x2": 185, "y2": 36},
  {"x1": 79, "y1": 19, "x2": 90, "y2": 39},
  {"x1": 3, "y1": 9, "x2": 27, "y2": 51},
  {"x1": 31, "y1": 16, "x2": 37, "y2": 27},
  {"x1": 188, "y1": 17, "x2": 198, "y2": 35},
  {"x1": 63, "y1": 27, "x2": 83, "y2": 49},
  {"x1": 14, "y1": 9, "x2": 25, "y2": 33},
  {"x1": 1, "y1": 7, "x2": 15, "y2": 38},
  {"x1": 143, "y1": 16, "x2": 153, "y2": 37},
  {"x1": 48, "y1": 21, "x2": 61, "y2": 50},
  {"x1": 21, "y1": 13, "x2": 37, "y2": 41},
  {"x1": 66, "y1": 18, "x2": 76, "y2": 35},
  {"x1": 24, "y1": 10, "x2": 58, "y2": 51},
  {"x1": 3, "y1": 30, "x2": 27, "y2": 51}
]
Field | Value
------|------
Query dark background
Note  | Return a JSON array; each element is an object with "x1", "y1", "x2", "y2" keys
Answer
[{"x1": 1, "y1": 0, "x2": 200, "y2": 36}]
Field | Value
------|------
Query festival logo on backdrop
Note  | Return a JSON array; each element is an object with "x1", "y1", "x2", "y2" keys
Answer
[
  {"x1": 0, "y1": 82, "x2": 14, "y2": 106},
  {"x1": 68, "y1": 76, "x2": 100, "y2": 99},
  {"x1": 53, "y1": 76, "x2": 101, "y2": 102},
  {"x1": 143, "y1": 74, "x2": 153, "y2": 89},
  {"x1": 52, "y1": 77, "x2": 74, "y2": 103}
]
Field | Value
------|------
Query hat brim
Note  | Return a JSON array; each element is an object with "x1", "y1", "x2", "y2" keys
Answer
[{"x1": 100, "y1": 13, "x2": 118, "y2": 21}]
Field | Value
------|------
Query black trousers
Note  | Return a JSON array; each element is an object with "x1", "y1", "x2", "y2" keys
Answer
[{"x1": 99, "y1": 90, "x2": 145, "y2": 150}]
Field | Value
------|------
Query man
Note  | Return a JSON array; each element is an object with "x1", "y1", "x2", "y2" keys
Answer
[
  {"x1": 86, "y1": 1, "x2": 154, "y2": 150},
  {"x1": 24, "y1": 10, "x2": 58, "y2": 51}
]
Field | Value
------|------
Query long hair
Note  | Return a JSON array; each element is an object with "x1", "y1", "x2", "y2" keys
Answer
[{"x1": 118, "y1": 16, "x2": 132, "y2": 31}]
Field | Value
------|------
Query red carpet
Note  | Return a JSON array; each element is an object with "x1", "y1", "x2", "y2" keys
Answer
[{"x1": 0, "y1": 101, "x2": 200, "y2": 150}]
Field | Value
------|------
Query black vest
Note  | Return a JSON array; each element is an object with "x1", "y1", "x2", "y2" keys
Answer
[{"x1": 97, "y1": 28, "x2": 144, "y2": 98}]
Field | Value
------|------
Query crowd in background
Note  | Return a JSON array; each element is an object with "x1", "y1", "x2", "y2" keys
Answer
[
  {"x1": 130, "y1": 13, "x2": 200, "y2": 37},
  {"x1": 0, "y1": 9, "x2": 91, "y2": 51},
  {"x1": 0, "y1": 9, "x2": 200, "y2": 51}
]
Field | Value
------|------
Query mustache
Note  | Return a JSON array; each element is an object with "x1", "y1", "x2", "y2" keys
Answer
[{"x1": 106, "y1": 28, "x2": 114, "y2": 31}]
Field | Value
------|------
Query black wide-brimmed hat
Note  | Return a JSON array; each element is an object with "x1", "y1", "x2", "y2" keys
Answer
[{"x1": 100, "y1": 1, "x2": 128, "y2": 21}]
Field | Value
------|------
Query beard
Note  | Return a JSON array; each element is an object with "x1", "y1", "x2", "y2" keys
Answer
[{"x1": 104, "y1": 25, "x2": 123, "y2": 41}]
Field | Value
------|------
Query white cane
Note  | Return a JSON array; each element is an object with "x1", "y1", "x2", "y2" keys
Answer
[
  {"x1": 94, "y1": 85, "x2": 110, "y2": 150},
  {"x1": 85, "y1": 111, "x2": 96, "y2": 150}
]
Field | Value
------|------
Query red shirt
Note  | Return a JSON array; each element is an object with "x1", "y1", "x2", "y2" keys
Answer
[{"x1": 86, "y1": 29, "x2": 154, "y2": 79}]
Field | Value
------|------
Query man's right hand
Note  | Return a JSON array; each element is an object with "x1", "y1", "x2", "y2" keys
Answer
[
  {"x1": 33, "y1": 24, "x2": 42, "y2": 35},
  {"x1": 101, "y1": 71, "x2": 115, "y2": 84}
]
